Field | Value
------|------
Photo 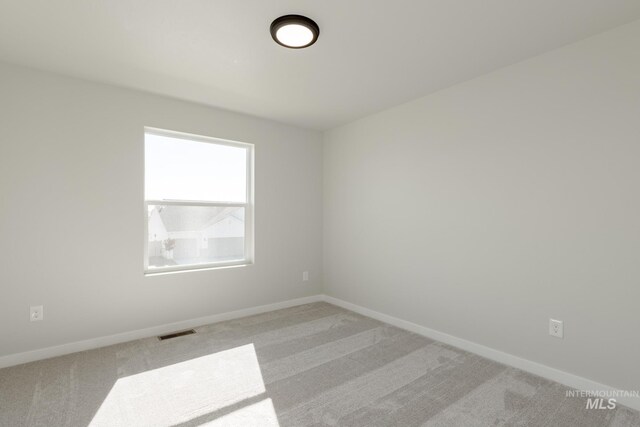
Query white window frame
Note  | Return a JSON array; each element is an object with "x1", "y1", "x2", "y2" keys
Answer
[{"x1": 143, "y1": 127, "x2": 254, "y2": 275}]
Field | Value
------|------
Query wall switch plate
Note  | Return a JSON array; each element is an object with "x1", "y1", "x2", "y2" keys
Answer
[
  {"x1": 549, "y1": 318, "x2": 563, "y2": 338},
  {"x1": 302, "y1": 271, "x2": 309, "y2": 282},
  {"x1": 30, "y1": 305, "x2": 43, "y2": 322}
]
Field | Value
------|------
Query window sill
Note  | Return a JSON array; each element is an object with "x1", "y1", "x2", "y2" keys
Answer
[{"x1": 144, "y1": 260, "x2": 253, "y2": 277}]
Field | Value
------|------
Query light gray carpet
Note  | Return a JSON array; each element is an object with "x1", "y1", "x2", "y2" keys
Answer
[{"x1": 0, "y1": 302, "x2": 638, "y2": 426}]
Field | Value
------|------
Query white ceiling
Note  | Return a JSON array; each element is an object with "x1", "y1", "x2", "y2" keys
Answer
[{"x1": 1, "y1": 1, "x2": 639, "y2": 130}]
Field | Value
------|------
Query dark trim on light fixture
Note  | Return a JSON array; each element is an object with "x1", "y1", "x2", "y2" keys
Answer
[{"x1": 270, "y1": 15, "x2": 320, "y2": 49}]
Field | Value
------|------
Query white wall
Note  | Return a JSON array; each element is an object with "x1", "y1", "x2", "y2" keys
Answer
[
  {"x1": 0, "y1": 62, "x2": 323, "y2": 357},
  {"x1": 324, "y1": 20, "x2": 640, "y2": 393}
]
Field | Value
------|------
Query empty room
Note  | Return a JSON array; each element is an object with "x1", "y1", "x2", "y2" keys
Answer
[{"x1": 1, "y1": 1, "x2": 639, "y2": 426}]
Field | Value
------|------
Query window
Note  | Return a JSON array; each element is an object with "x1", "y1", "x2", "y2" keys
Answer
[{"x1": 144, "y1": 128, "x2": 253, "y2": 273}]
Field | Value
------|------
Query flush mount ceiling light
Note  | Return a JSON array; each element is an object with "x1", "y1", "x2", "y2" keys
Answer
[{"x1": 270, "y1": 15, "x2": 319, "y2": 49}]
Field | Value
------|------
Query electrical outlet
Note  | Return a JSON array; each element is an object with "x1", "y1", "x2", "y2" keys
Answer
[
  {"x1": 302, "y1": 271, "x2": 309, "y2": 282},
  {"x1": 549, "y1": 319, "x2": 563, "y2": 338},
  {"x1": 30, "y1": 305, "x2": 43, "y2": 322}
]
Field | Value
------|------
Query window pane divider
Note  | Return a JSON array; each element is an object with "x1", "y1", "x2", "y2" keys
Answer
[{"x1": 145, "y1": 200, "x2": 248, "y2": 208}]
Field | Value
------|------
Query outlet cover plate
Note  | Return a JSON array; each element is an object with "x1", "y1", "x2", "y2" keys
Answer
[
  {"x1": 549, "y1": 318, "x2": 563, "y2": 338},
  {"x1": 30, "y1": 305, "x2": 43, "y2": 321}
]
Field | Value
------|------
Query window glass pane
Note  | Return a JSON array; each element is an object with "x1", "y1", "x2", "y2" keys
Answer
[
  {"x1": 145, "y1": 133, "x2": 247, "y2": 202},
  {"x1": 147, "y1": 204, "x2": 245, "y2": 269}
]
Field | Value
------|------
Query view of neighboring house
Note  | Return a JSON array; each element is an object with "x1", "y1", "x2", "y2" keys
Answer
[{"x1": 147, "y1": 205, "x2": 245, "y2": 268}]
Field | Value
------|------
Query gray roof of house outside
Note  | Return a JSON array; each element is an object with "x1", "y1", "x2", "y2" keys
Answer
[{"x1": 154, "y1": 205, "x2": 244, "y2": 232}]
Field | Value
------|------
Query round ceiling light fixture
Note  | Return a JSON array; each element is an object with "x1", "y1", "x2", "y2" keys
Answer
[{"x1": 270, "y1": 15, "x2": 319, "y2": 49}]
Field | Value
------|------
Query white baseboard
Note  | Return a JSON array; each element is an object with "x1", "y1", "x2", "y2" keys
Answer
[
  {"x1": 322, "y1": 295, "x2": 640, "y2": 411},
  {"x1": 0, "y1": 295, "x2": 323, "y2": 370}
]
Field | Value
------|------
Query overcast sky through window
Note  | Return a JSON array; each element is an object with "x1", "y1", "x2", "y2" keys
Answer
[{"x1": 145, "y1": 133, "x2": 247, "y2": 202}]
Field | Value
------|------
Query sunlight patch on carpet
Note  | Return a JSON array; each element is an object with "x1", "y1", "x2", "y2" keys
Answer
[{"x1": 90, "y1": 344, "x2": 268, "y2": 426}]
